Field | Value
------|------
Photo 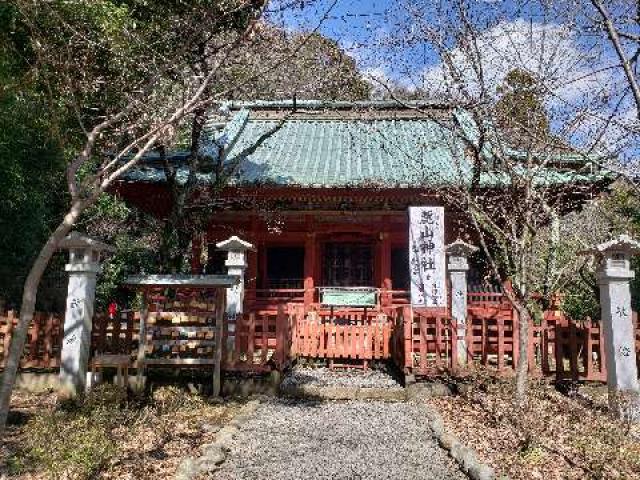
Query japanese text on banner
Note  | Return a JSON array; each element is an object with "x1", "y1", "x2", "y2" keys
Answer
[{"x1": 408, "y1": 206, "x2": 446, "y2": 307}]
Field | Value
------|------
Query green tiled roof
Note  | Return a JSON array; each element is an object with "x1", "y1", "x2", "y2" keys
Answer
[
  {"x1": 225, "y1": 117, "x2": 467, "y2": 187},
  {"x1": 122, "y1": 101, "x2": 609, "y2": 189}
]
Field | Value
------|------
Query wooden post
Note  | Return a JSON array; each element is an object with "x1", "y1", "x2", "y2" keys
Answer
[
  {"x1": 554, "y1": 321, "x2": 564, "y2": 381},
  {"x1": 135, "y1": 293, "x2": 148, "y2": 392},
  {"x1": 44, "y1": 314, "x2": 53, "y2": 367},
  {"x1": 585, "y1": 318, "x2": 594, "y2": 380},
  {"x1": 275, "y1": 304, "x2": 286, "y2": 368},
  {"x1": 403, "y1": 306, "x2": 413, "y2": 373},
  {"x1": 569, "y1": 319, "x2": 578, "y2": 380},
  {"x1": 304, "y1": 232, "x2": 317, "y2": 308},
  {"x1": 213, "y1": 289, "x2": 225, "y2": 397}
]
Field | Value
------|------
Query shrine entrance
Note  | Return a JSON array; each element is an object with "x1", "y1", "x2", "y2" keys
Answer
[{"x1": 322, "y1": 242, "x2": 374, "y2": 287}]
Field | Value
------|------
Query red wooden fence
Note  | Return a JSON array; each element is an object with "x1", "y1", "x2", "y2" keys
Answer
[
  {"x1": 292, "y1": 307, "x2": 392, "y2": 366},
  {"x1": 223, "y1": 306, "x2": 292, "y2": 371},
  {"x1": 391, "y1": 301, "x2": 639, "y2": 382},
  {"x1": 0, "y1": 311, "x2": 63, "y2": 368},
  {"x1": 2, "y1": 298, "x2": 640, "y2": 384},
  {"x1": 389, "y1": 306, "x2": 458, "y2": 376},
  {"x1": 0, "y1": 307, "x2": 293, "y2": 372}
]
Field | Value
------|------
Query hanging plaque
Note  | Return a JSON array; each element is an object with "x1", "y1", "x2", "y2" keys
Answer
[{"x1": 408, "y1": 206, "x2": 446, "y2": 307}]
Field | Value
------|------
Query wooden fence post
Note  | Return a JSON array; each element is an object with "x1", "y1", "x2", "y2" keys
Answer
[
  {"x1": 44, "y1": 313, "x2": 53, "y2": 367},
  {"x1": 213, "y1": 289, "x2": 225, "y2": 397},
  {"x1": 403, "y1": 306, "x2": 413, "y2": 373},
  {"x1": 555, "y1": 320, "x2": 564, "y2": 381},
  {"x1": 569, "y1": 319, "x2": 578, "y2": 380},
  {"x1": 275, "y1": 304, "x2": 286, "y2": 369}
]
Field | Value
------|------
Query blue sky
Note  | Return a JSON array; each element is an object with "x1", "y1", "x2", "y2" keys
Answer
[
  {"x1": 263, "y1": 1, "x2": 636, "y2": 163},
  {"x1": 266, "y1": 0, "x2": 556, "y2": 82}
]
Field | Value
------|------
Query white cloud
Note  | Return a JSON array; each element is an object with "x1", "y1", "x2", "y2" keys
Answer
[{"x1": 421, "y1": 19, "x2": 617, "y2": 107}]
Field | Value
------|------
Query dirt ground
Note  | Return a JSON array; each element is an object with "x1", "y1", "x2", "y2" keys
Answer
[
  {"x1": 3, "y1": 375, "x2": 640, "y2": 480},
  {"x1": 0, "y1": 387, "x2": 241, "y2": 479},
  {"x1": 428, "y1": 375, "x2": 640, "y2": 480}
]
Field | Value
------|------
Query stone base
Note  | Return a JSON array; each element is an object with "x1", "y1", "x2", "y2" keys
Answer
[{"x1": 221, "y1": 371, "x2": 282, "y2": 398}]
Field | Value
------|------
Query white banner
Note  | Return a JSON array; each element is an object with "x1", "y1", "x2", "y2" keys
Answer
[{"x1": 408, "y1": 206, "x2": 446, "y2": 307}]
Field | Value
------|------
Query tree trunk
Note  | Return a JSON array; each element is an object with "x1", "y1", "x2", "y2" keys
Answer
[
  {"x1": 515, "y1": 304, "x2": 531, "y2": 407},
  {"x1": 158, "y1": 106, "x2": 207, "y2": 273},
  {"x1": 0, "y1": 202, "x2": 84, "y2": 432}
]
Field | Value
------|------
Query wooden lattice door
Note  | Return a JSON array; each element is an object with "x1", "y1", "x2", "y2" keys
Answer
[{"x1": 323, "y1": 242, "x2": 373, "y2": 287}]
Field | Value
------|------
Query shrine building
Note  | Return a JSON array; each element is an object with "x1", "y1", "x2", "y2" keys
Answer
[{"x1": 113, "y1": 100, "x2": 610, "y2": 315}]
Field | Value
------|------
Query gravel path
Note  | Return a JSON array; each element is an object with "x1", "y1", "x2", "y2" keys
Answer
[
  {"x1": 280, "y1": 365, "x2": 404, "y2": 390},
  {"x1": 215, "y1": 399, "x2": 467, "y2": 480}
]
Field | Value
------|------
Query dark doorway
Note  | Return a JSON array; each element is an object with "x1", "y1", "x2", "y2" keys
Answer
[
  {"x1": 323, "y1": 242, "x2": 373, "y2": 287},
  {"x1": 266, "y1": 246, "x2": 304, "y2": 288},
  {"x1": 391, "y1": 247, "x2": 410, "y2": 290}
]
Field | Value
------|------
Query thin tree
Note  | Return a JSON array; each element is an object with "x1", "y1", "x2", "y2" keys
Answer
[
  {"x1": 375, "y1": 0, "x2": 614, "y2": 405},
  {"x1": 0, "y1": 0, "x2": 338, "y2": 432}
]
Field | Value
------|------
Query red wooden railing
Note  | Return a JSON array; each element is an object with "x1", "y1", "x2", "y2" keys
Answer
[
  {"x1": 249, "y1": 289, "x2": 306, "y2": 309},
  {"x1": 223, "y1": 306, "x2": 293, "y2": 371},
  {"x1": 292, "y1": 307, "x2": 392, "y2": 366},
  {"x1": 0, "y1": 311, "x2": 63, "y2": 369},
  {"x1": 463, "y1": 301, "x2": 613, "y2": 381},
  {"x1": 2, "y1": 295, "x2": 640, "y2": 384},
  {"x1": 389, "y1": 306, "x2": 458, "y2": 376}
]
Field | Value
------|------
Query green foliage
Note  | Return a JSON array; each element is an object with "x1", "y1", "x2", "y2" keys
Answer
[
  {"x1": 562, "y1": 280, "x2": 600, "y2": 321},
  {"x1": 218, "y1": 26, "x2": 370, "y2": 101},
  {"x1": 80, "y1": 194, "x2": 160, "y2": 308},
  {"x1": 0, "y1": 3, "x2": 68, "y2": 305},
  {"x1": 555, "y1": 182, "x2": 640, "y2": 319},
  {"x1": 495, "y1": 68, "x2": 550, "y2": 145},
  {"x1": 0, "y1": 0, "x2": 370, "y2": 306}
]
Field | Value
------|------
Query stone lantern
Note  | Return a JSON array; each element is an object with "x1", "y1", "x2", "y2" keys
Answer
[
  {"x1": 446, "y1": 239, "x2": 478, "y2": 365},
  {"x1": 582, "y1": 234, "x2": 640, "y2": 416},
  {"x1": 59, "y1": 232, "x2": 114, "y2": 397},
  {"x1": 216, "y1": 236, "x2": 255, "y2": 316},
  {"x1": 217, "y1": 236, "x2": 255, "y2": 362}
]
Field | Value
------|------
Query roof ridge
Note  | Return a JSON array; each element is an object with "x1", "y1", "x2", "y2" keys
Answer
[{"x1": 224, "y1": 99, "x2": 455, "y2": 110}]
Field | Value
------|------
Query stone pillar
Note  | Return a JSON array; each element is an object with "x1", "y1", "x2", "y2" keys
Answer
[
  {"x1": 582, "y1": 235, "x2": 640, "y2": 418},
  {"x1": 446, "y1": 239, "x2": 478, "y2": 366},
  {"x1": 59, "y1": 232, "x2": 114, "y2": 397},
  {"x1": 217, "y1": 236, "x2": 255, "y2": 360}
]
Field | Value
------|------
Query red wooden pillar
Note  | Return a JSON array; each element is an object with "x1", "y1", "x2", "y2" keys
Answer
[
  {"x1": 379, "y1": 233, "x2": 392, "y2": 307},
  {"x1": 304, "y1": 232, "x2": 317, "y2": 307},
  {"x1": 245, "y1": 218, "x2": 259, "y2": 309}
]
